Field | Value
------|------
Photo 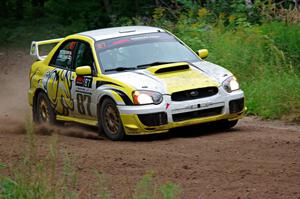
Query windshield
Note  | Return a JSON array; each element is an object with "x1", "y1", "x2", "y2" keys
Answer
[{"x1": 95, "y1": 32, "x2": 199, "y2": 73}]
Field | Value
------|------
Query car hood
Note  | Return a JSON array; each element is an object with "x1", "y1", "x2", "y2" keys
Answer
[
  {"x1": 107, "y1": 61, "x2": 231, "y2": 94},
  {"x1": 192, "y1": 61, "x2": 233, "y2": 83}
]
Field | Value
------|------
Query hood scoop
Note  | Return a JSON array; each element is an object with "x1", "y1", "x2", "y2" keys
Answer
[{"x1": 147, "y1": 62, "x2": 190, "y2": 74}]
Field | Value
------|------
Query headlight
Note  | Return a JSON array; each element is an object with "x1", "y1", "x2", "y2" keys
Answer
[
  {"x1": 222, "y1": 76, "x2": 240, "y2": 93},
  {"x1": 132, "y1": 90, "x2": 163, "y2": 105}
]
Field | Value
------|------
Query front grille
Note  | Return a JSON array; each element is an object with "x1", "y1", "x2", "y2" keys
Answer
[
  {"x1": 172, "y1": 106, "x2": 223, "y2": 122},
  {"x1": 138, "y1": 112, "x2": 168, "y2": 126},
  {"x1": 171, "y1": 87, "x2": 218, "y2": 101},
  {"x1": 229, "y1": 98, "x2": 244, "y2": 114}
]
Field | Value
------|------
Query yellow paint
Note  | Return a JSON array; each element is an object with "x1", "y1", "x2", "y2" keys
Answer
[
  {"x1": 43, "y1": 68, "x2": 74, "y2": 115},
  {"x1": 153, "y1": 68, "x2": 219, "y2": 94},
  {"x1": 56, "y1": 115, "x2": 98, "y2": 126},
  {"x1": 120, "y1": 107, "x2": 246, "y2": 135},
  {"x1": 29, "y1": 34, "x2": 135, "y2": 115},
  {"x1": 76, "y1": 66, "x2": 92, "y2": 76},
  {"x1": 123, "y1": 124, "x2": 139, "y2": 130},
  {"x1": 110, "y1": 90, "x2": 124, "y2": 103},
  {"x1": 97, "y1": 75, "x2": 135, "y2": 101},
  {"x1": 198, "y1": 49, "x2": 208, "y2": 59},
  {"x1": 146, "y1": 62, "x2": 219, "y2": 94},
  {"x1": 55, "y1": 107, "x2": 245, "y2": 134}
]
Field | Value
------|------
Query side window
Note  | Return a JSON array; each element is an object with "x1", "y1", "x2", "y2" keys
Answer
[
  {"x1": 74, "y1": 42, "x2": 96, "y2": 74},
  {"x1": 50, "y1": 41, "x2": 77, "y2": 69}
]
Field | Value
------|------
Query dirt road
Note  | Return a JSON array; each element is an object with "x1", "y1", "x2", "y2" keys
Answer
[{"x1": 0, "y1": 48, "x2": 300, "y2": 198}]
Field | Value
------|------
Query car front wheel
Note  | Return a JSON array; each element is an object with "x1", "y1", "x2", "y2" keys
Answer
[{"x1": 100, "y1": 98, "x2": 125, "y2": 141}]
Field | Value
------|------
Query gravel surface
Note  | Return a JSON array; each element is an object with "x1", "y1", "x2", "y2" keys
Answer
[{"x1": 0, "y1": 48, "x2": 299, "y2": 198}]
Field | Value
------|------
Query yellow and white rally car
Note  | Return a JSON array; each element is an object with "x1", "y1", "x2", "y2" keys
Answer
[{"x1": 29, "y1": 26, "x2": 245, "y2": 140}]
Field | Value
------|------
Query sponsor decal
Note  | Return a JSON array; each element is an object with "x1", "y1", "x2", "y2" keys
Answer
[
  {"x1": 131, "y1": 35, "x2": 160, "y2": 40},
  {"x1": 166, "y1": 103, "x2": 170, "y2": 110},
  {"x1": 96, "y1": 42, "x2": 106, "y2": 49},
  {"x1": 76, "y1": 93, "x2": 92, "y2": 116},
  {"x1": 42, "y1": 69, "x2": 74, "y2": 116},
  {"x1": 76, "y1": 76, "x2": 92, "y2": 88},
  {"x1": 112, "y1": 39, "x2": 130, "y2": 45}
]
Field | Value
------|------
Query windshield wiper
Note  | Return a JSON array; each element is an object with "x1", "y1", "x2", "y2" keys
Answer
[
  {"x1": 136, "y1": 61, "x2": 175, "y2": 69},
  {"x1": 105, "y1": 67, "x2": 137, "y2": 72}
]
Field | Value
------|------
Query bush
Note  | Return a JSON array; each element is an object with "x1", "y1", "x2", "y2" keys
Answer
[{"x1": 171, "y1": 20, "x2": 300, "y2": 119}]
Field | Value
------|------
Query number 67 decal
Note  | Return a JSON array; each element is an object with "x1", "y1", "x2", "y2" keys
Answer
[{"x1": 77, "y1": 93, "x2": 92, "y2": 116}]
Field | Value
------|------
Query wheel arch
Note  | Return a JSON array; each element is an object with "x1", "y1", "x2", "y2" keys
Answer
[
  {"x1": 96, "y1": 89, "x2": 132, "y2": 133},
  {"x1": 32, "y1": 88, "x2": 46, "y2": 122},
  {"x1": 32, "y1": 88, "x2": 58, "y2": 124},
  {"x1": 96, "y1": 88, "x2": 131, "y2": 115},
  {"x1": 33, "y1": 88, "x2": 46, "y2": 110}
]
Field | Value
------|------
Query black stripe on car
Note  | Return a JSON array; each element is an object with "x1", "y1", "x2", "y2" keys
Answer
[
  {"x1": 96, "y1": 81, "x2": 122, "y2": 88},
  {"x1": 111, "y1": 89, "x2": 133, "y2": 105}
]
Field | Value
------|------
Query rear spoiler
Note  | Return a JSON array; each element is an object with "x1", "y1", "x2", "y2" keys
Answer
[{"x1": 30, "y1": 38, "x2": 63, "y2": 61}]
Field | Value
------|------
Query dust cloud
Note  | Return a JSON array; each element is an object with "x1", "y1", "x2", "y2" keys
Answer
[{"x1": 0, "y1": 48, "x2": 101, "y2": 140}]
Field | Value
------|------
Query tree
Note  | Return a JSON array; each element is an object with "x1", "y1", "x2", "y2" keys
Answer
[
  {"x1": 31, "y1": 0, "x2": 45, "y2": 17},
  {"x1": 15, "y1": 0, "x2": 24, "y2": 19}
]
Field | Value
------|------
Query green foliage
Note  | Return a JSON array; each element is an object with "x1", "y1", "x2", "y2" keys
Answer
[
  {"x1": 244, "y1": 73, "x2": 300, "y2": 119},
  {"x1": 44, "y1": 0, "x2": 110, "y2": 29},
  {"x1": 1, "y1": 0, "x2": 299, "y2": 30},
  {"x1": 131, "y1": 171, "x2": 181, "y2": 199},
  {"x1": 94, "y1": 170, "x2": 181, "y2": 199},
  {"x1": 148, "y1": 6, "x2": 300, "y2": 120},
  {"x1": 95, "y1": 172, "x2": 113, "y2": 199},
  {"x1": 170, "y1": 18, "x2": 300, "y2": 119},
  {"x1": 260, "y1": 22, "x2": 300, "y2": 68},
  {"x1": 0, "y1": 163, "x2": 6, "y2": 169},
  {"x1": 0, "y1": 120, "x2": 78, "y2": 199}
]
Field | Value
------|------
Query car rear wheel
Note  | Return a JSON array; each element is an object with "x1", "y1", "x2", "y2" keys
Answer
[
  {"x1": 35, "y1": 92, "x2": 57, "y2": 124},
  {"x1": 100, "y1": 98, "x2": 125, "y2": 141}
]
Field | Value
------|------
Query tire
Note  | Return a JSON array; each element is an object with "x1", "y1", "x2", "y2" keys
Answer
[
  {"x1": 100, "y1": 98, "x2": 125, "y2": 141},
  {"x1": 34, "y1": 92, "x2": 57, "y2": 124},
  {"x1": 215, "y1": 119, "x2": 238, "y2": 130}
]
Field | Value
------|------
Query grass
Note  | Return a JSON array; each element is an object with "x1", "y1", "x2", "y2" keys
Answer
[
  {"x1": 0, "y1": 120, "x2": 181, "y2": 199},
  {"x1": 172, "y1": 21, "x2": 300, "y2": 120}
]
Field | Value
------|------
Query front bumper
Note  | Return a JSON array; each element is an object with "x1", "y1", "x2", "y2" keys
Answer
[{"x1": 118, "y1": 89, "x2": 245, "y2": 135}]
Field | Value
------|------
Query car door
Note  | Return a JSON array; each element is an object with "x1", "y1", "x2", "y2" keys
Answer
[
  {"x1": 71, "y1": 41, "x2": 98, "y2": 119},
  {"x1": 47, "y1": 40, "x2": 78, "y2": 116}
]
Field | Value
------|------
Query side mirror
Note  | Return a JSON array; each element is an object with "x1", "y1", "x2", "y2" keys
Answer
[
  {"x1": 197, "y1": 49, "x2": 208, "y2": 59},
  {"x1": 76, "y1": 66, "x2": 92, "y2": 76}
]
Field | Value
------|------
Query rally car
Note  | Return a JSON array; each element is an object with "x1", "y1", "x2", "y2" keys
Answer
[{"x1": 29, "y1": 26, "x2": 245, "y2": 140}]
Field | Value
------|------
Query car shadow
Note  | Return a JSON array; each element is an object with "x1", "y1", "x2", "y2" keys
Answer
[
  {"x1": 124, "y1": 123, "x2": 241, "y2": 142},
  {"x1": 59, "y1": 122, "x2": 242, "y2": 142}
]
